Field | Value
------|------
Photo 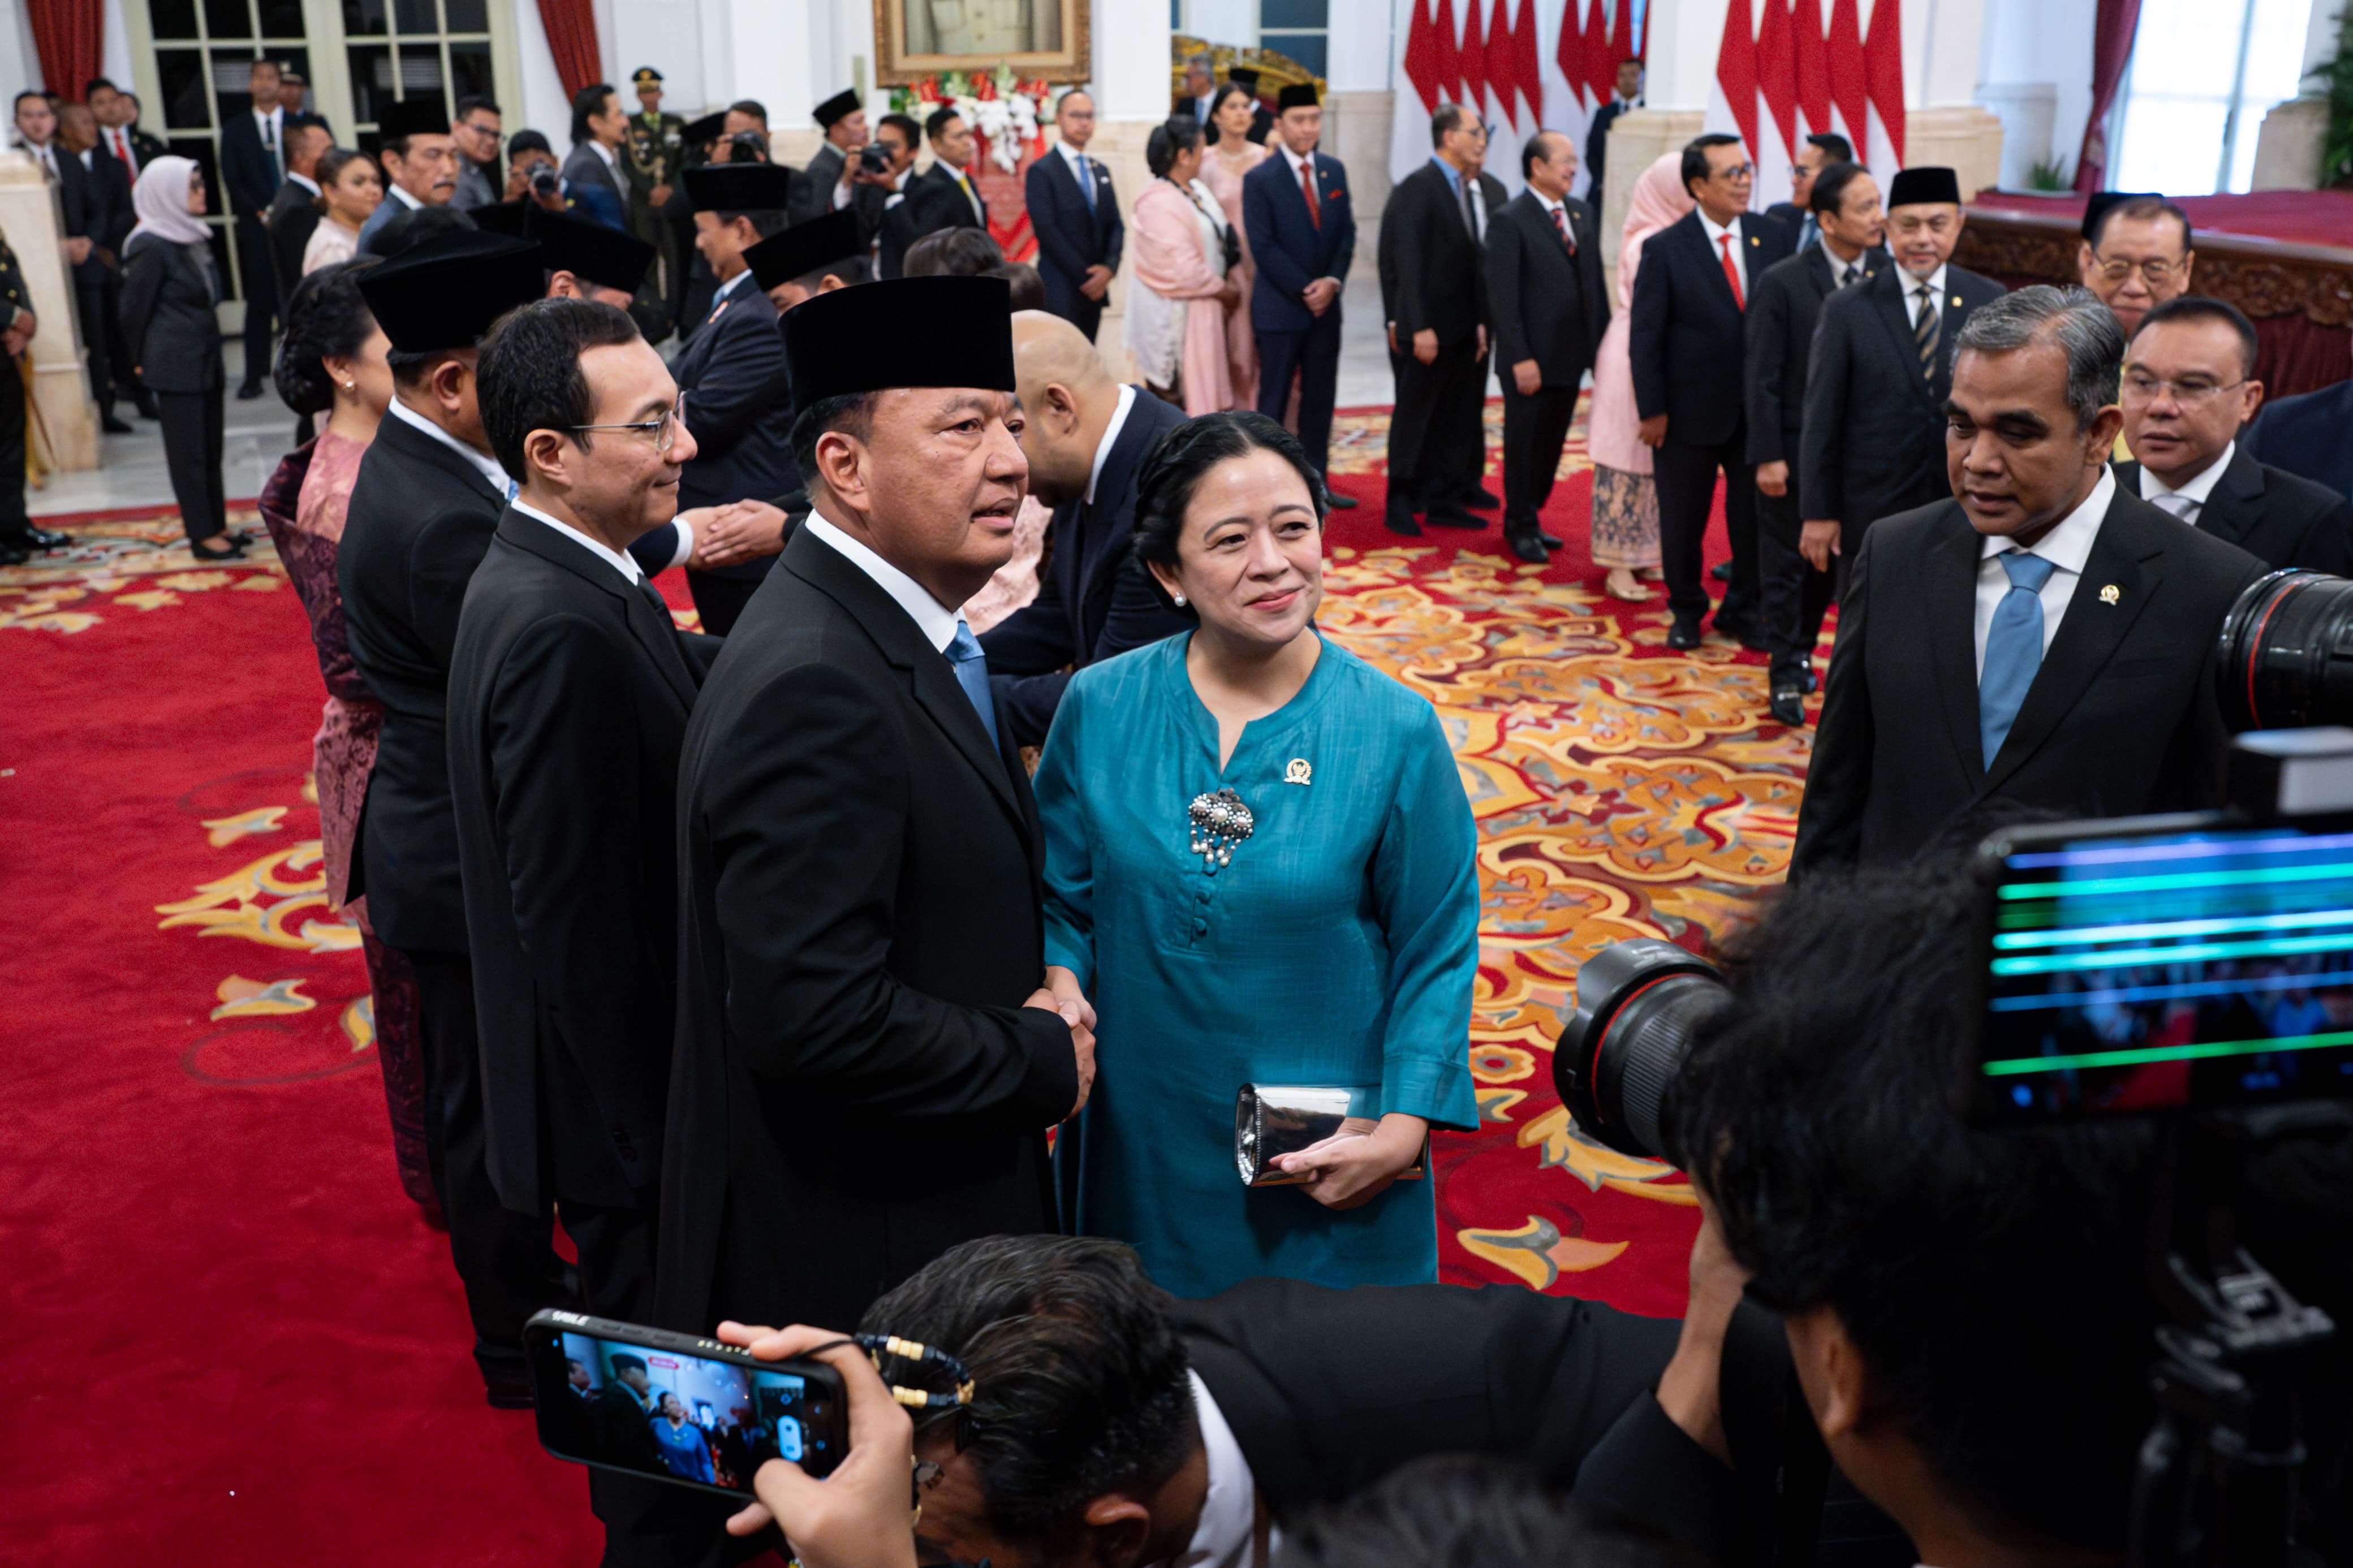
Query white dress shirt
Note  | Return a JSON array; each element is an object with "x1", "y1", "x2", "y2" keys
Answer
[
  {"x1": 253, "y1": 105, "x2": 285, "y2": 177},
  {"x1": 106, "y1": 125, "x2": 138, "y2": 175},
  {"x1": 585, "y1": 138, "x2": 619, "y2": 176},
  {"x1": 512, "y1": 498, "x2": 642, "y2": 584},
  {"x1": 1902, "y1": 263, "x2": 1950, "y2": 330},
  {"x1": 2137, "y1": 439, "x2": 2234, "y2": 525},
  {"x1": 19, "y1": 137, "x2": 58, "y2": 181},
  {"x1": 1974, "y1": 467, "x2": 2116, "y2": 677},
  {"x1": 388, "y1": 398, "x2": 513, "y2": 502},
  {"x1": 803, "y1": 514, "x2": 961, "y2": 653},
  {"x1": 1087, "y1": 383, "x2": 1137, "y2": 506},
  {"x1": 1819, "y1": 237, "x2": 1866, "y2": 288},
  {"x1": 387, "y1": 181, "x2": 424, "y2": 214},
  {"x1": 1162, "y1": 1372, "x2": 1280, "y2": 1568},
  {"x1": 1055, "y1": 136, "x2": 1094, "y2": 206},
  {"x1": 1697, "y1": 209, "x2": 1748, "y2": 299},
  {"x1": 286, "y1": 170, "x2": 320, "y2": 197}
]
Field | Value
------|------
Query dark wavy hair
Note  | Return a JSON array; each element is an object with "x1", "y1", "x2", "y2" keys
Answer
[
  {"x1": 1131, "y1": 410, "x2": 1327, "y2": 578},
  {"x1": 273, "y1": 258, "x2": 382, "y2": 416}
]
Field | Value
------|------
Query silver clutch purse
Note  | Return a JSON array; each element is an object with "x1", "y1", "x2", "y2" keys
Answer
[{"x1": 1234, "y1": 1083, "x2": 1428, "y2": 1187}]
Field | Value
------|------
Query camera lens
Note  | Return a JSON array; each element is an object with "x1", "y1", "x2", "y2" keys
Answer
[
  {"x1": 1555, "y1": 939, "x2": 1729, "y2": 1163},
  {"x1": 2216, "y1": 569, "x2": 2353, "y2": 732}
]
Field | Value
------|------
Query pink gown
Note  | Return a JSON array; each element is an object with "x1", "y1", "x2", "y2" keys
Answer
[
  {"x1": 1129, "y1": 179, "x2": 1236, "y2": 417},
  {"x1": 1199, "y1": 141, "x2": 1267, "y2": 395}
]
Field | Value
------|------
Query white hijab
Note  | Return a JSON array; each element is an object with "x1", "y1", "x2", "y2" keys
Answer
[{"x1": 128, "y1": 155, "x2": 213, "y2": 248}]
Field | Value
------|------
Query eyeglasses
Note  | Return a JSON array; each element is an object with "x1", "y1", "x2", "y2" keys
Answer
[
  {"x1": 1714, "y1": 162, "x2": 1755, "y2": 180},
  {"x1": 570, "y1": 396, "x2": 687, "y2": 454},
  {"x1": 2092, "y1": 253, "x2": 2184, "y2": 287},
  {"x1": 2121, "y1": 373, "x2": 2246, "y2": 406}
]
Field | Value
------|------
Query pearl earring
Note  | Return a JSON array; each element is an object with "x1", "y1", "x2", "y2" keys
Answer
[{"x1": 1173, "y1": 593, "x2": 1187, "y2": 607}]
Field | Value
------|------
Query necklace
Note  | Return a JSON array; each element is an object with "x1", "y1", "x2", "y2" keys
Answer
[{"x1": 1187, "y1": 787, "x2": 1254, "y2": 872}]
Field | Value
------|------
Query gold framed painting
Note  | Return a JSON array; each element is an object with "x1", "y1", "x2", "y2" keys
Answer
[{"x1": 874, "y1": 0, "x2": 1091, "y2": 84}]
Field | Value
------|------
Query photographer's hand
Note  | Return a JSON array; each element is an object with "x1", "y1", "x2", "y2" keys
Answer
[
  {"x1": 1654, "y1": 1190, "x2": 1749, "y2": 1466},
  {"x1": 718, "y1": 1321, "x2": 917, "y2": 1568},
  {"x1": 1275, "y1": 1112, "x2": 1427, "y2": 1210}
]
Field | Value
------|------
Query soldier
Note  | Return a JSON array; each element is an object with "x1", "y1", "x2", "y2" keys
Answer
[{"x1": 623, "y1": 66, "x2": 686, "y2": 334}]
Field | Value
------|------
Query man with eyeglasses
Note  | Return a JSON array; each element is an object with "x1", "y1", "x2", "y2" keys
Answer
[
  {"x1": 2114, "y1": 295, "x2": 2352, "y2": 574},
  {"x1": 1764, "y1": 131, "x2": 1850, "y2": 251},
  {"x1": 2078, "y1": 194, "x2": 2194, "y2": 336},
  {"x1": 449, "y1": 295, "x2": 716, "y2": 1558},
  {"x1": 450, "y1": 96, "x2": 505, "y2": 210}
]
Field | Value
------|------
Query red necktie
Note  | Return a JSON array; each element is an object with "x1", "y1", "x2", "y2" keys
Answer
[
  {"x1": 1299, "y1": 157, "x2": 1320, "y2": 230},
  {"x1": 111, "y1": 128, "x2": 136, "y2": 175},
  {"x1": 1718, "y1": 232, "x2": 1745, "y2": 310},
  {"x1": 1552, "y1": 204, "x2": 1575, "y2": 254}
]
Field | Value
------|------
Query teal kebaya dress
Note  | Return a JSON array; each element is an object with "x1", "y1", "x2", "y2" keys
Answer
[{"x1": 1033, "y1": 631, "x2": 1481, "y2": 1296}]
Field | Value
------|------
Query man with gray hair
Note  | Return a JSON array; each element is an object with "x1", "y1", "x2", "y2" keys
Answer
[
  {"x1": 1175, "y1": 53, "x2": 1217, "y2": 127},
  {"x1": 1792, "y1": 284, "x2": 2268, "y2": 875}
]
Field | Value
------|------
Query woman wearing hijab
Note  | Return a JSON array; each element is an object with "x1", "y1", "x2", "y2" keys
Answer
[
  {"x1": 1126, "y1": 115, "x2": 1239, "y2": 416},
  {"x1": 1584, "y1": 153, "x2": 1692, "y2": 603},
  {"x1": 120, "y1": 155, "x2": 235, "y2": 559}
]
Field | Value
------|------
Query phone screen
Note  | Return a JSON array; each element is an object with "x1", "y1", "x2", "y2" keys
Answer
[
  {"x1": 1980, "y1": 821, "x2": 2353, "y2": 1120},
  {"x1": 529, "y1": 1320, "x2": 841, "y2": 1496}
]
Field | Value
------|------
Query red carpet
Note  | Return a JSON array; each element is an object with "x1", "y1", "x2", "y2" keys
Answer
[{"x1": 2, "y1": 422, "x2": 1777, "y2": 1560}]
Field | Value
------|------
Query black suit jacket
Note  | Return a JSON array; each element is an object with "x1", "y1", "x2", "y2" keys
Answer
[
  {"x1": 789, "y1": 142, "x2": 889, "y2": 242},
  {"x1": 218, "y1": 112, "x2": 283, "y2": 221},
  {"x1": 2115, "y1": 448, "x2": 2353, "y2": 576},
  {"x1": 339, "y1": 412, "x2": 515, "y2": 954},
  {"x1": 28, "y1": 142, "x2": 103, "y2": 284},
  {"x1": 1742, "y1": 243, "x2": 1884, "y2": 469},
  {"x1": 981, "y1": 389, "x2": 1192, "y2": 745},
  {"x1": 1799, "y1": 264, "x2": 2005, "y2": 530},
  {"x1": 1792, "y1": 490, "x2": 2269, "y2": 875},
  {"x1": 118, "y1": 235, "x2": 222, "y2": 394},
  {"x1": 1384, "y1": 161, "x2": 1491, "y2": 349},
  {"x1": 1172, "y1": 1277, "x2": 1682, "y2": 1516},
  {"x1": 657, "y1": 526, "x2": 1081, "y2": 1337},
  {"x1": 1024, "y1": 148, "x2": 1123, "y2": 325},
  {"x1": 81, "y1": 147, "x2": 134, "y2": 254},
  {"x1": 2243, "y1": 382, "x2": 2353, "y2": 506},
  {"x1": 673, "y1": 278, "x2": 796, "y2": 582},
  {"x1": 1628, "y1": 210, "x2": 1794, "y2": 446},
  {"x1": 448, "y1": 513, "x2": 717, "y2": 1215},
  {"x1": 1585, "y1": 100, "x2": 1631, "y2": 196},
  {"x1": 266, "y1": 178, "x2": 324, "y2": 314},
  {"x1": 878, "y1": 162, "x2": 989, "y2": 280},
  {"x1": 1484, "y1": 192, "x2": 1608, "y2": 386}
]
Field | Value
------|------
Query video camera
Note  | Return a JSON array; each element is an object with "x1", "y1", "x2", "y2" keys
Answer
[{"x1": 1555, "y1": 568, "x2": 2353, "y2": 1567}]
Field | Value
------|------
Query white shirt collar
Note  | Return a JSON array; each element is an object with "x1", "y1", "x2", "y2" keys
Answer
[
  {"x1": 1534, "y1": 190, "x2": 1566, "y2": 215},
  {"x1": 2139, "y1": 439, "x2": 2235, "y2": 509},
  {"x1": 1902, "y1": 263, "x2": 1950, "y2": 304},
  {"x1": 255, "y1": 105, "x2": 282, "y2": 130},
  {"x1": 1165, "y1": 1372, "x2": 1278, "y2": 1568},
  {"x1": 1086, "y1": 384, "x2": 1137, "y2": 506},
  {"x1": 511, "y1": 497, "x2": 643, "y2": 585},
  {"x1": 1980, "y1": 466, "x2": 2115, "y2": 576},
  {"x1": 288, "y1": 170, "x2": 320, "y2": 195},
  {"x1": 1697, "y1": 209, "x2": 1740, "y2": 248},
  {"x1": 389, "y1": 182, "x2": 423, "y2": 211},
  {"x1": 587, "y1": 138, "x2": 618, "y2": 171},
  {"x1": 802, "y1": 513, "x2": 962, "y2": 653},
  {"x1": 1820, "y1": 237, "x2": 1865, "y2": 280},
  {"x1": 1278, "y1": 142, "x2": 1315, "y2": 178},
  {"x1": 388, "y1": 398, "x2": 511, "y2": 499},
  {"x1": 713, "y1": 268, "x2": 752, "y2": 302},
  {"x1": 1056, "y1": 138, "x2": 1091, "y2": 174}
]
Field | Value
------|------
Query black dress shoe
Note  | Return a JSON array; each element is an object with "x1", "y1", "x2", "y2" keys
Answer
[
  {"x1": 1714, "y1": 611, "x2": 1770, "y2": 652},
  {"x1": 21, "y1": 526, "x2": 72, "y2": 549},
  {"x1": 0, "y1": 543, "x2": 26, "y2": 567},
  {"x1": 483, "y1": 1376, "x2": 536, "y2": 1411},
  {"x1": 1710, "y1": 560, "x2": 1733, "y2": 582},
  {"x1": 189, "y1": 535, "x2": 247, "y2": 561},
  {"x1": 1505, "y1": 530, "x2": 1549, "y2": 564},
  {"x1": 235, "y1": 382, "x2": 266, "y2": 401},
  {"x1": 1666, "y1": 617, "x2": 1703, "y2": 650},
  {"x1": 1539, "y1": 530, "x2": 1565, "y2": 549},
  {"x1": 101, "y1": 413, "x2": 134, "y2": 434},
  {"x1": 1463, "y1": 486, "x2": 1501, "y2": 509},
  {"x1": 1325, "y1": 492, "x2": 1359, "y2": 510},
  {"x1": 1769, "y1": 683, "x2": 1808, "y2": 727},
  {"x1": 1424, "y1": 505, "x2": 1486, "y2": 529},
  {"x1": 1384, "y1": 500, "x2": 1424, "y2": 537}
]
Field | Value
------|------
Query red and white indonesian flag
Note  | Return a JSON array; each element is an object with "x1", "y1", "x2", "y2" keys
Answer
[{"x1": 1708, "y1": 0, "x2": 1904, "y2": 211}]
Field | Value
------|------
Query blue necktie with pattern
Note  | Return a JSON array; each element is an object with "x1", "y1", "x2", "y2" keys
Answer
[
  {"x1": 947, "y1": 621, "x2": 998, "y2": 750},
  {"x1": 1979, "y1": 551, "x2": 2057, "y2": 768}
]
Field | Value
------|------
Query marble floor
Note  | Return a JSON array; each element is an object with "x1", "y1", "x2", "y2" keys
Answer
[{"x1": 32, "y1": 272, "x2": 1445, "y2": 519}]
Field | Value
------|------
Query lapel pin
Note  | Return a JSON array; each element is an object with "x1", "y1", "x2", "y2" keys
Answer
[
  {"x1": 2100, "y1": 584, "x2": 2121, "y2": 605},
  {"x1": 1285, "y1": 758, "x2": 1313, "y2": 787},
  {"x1": 1951, "y1": 294, "x2": 1963, "y2": 307}
]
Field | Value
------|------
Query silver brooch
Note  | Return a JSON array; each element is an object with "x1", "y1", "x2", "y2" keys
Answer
[{"x1": 1188, "y1": 787, "x2": 1255, "y2": 872}]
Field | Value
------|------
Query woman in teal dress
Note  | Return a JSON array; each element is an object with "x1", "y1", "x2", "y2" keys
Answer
[{"x1": 1033, "y1": 411, "x2": 1480, "y2": 1296}]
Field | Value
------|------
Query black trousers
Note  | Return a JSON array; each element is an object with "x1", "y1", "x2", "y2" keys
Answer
[
  {"x1": 233, "y1": 214, "x2": 275, "y2": 390},
  {"x1": 408, "y1": 954, "x2": 574, "y2": 1389},
  {"x1": 1501, "y1": 382, "x2": 1580, "y2": 539},
  {"x1": 1256, "y1": 304, "x2": 1343, "y2": 480},
  {"x1": 686, "y1": 569, "x2": 761, "y2": 637},
  {"x1": 1652, "y1": 429, "x2": 1761, "y2": 627},
  {"x1": 562, "y1": 1199, "x2": 693, "y2": 1567},
  {"x1": 155, "y1": 388, "x2": 226, "y2": 543},
  {"x1": 72, "y1": 271, "x2": 113, "y2": 413},
  {"x1": 1387, "y1": 338, "x2": 1487, "y2": 509},
  {"x1": 1756, "y1": 485, "x2": 1839, "y2": 684},
  {"x1": 0, "y1": 347, "x2": 27, "y2": 535}
]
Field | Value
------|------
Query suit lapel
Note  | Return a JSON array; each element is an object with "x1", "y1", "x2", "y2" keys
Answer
[
  {"x1": 2194, "y1": 447, "x2": 2266, "y2": 550},
  {"x1": 1868, "y1": 269, "x2": 1936, "y2": 406},
  {"x1": 1925, "y1": 511, "x2": 1991, "y2": 789},
  {"x1": 1981, "y1": 494, "x2": 2158, "y2": 793},
  {"x1": 497, "y1": 512, "x2": 699, "y2": 710}
]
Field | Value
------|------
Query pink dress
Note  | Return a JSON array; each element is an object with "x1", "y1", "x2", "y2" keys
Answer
[
  {"x1": 1199, "y1": 142, "x2": 1267, "y2": 394},
  {"x1": 1585, "y1": 153, "x2": 1695, "y2": 570},
  {"x1": 1128, "y1": 178, "x2": 1236, "y2": 417},
  {"x1": 962, "y1": 494, "x2": 1049, "y2": 634}
]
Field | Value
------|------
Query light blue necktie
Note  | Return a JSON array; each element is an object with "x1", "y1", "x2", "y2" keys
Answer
[
  {"x1": 1076, "y1": 153, "x2": 1095, "y2": 214},
  {"x1": 1979, "y1": 551, "x2": 2057, "y2": 768},
  {"x1": 947, "y1": 621, "x2": 999, "y2": 750}
]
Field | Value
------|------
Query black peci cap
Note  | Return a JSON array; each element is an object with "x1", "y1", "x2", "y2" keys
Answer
[
  {"x1": 783, "y1": 275, "x2": 1016, "y2": 404},
  {"x1": 376, "y1": 96, "x2": 451, "y2": 142},
  {"x1": 469, "y1": 200, "x2": 529, "y2": 237},
  {"x1": 1886, "y1": 166, "x2": 1962, "y2": 208},
  {"x1": 357, "y1": 230, "x2": 544, "y2": 352},
  {"x1": 813, "y1": 88, "x2": 861, "y2": 129},
  {"x1": 745, "y1": 209, "x2": 861, "y2": 291},
  {"x1": 680, "y1": 111, "x2": 726, "y2": 146},
  {"x1": 684, "y1": 162, "x2": 795, "y2": 213},
  {"x1": 1276, "y1": 82, "x2": 1319, "y2": 111},
  {"x1": 1228, "y1": 67, "x2": 1262, "y2": 89},
  {"x1": 525, "y1": 205, "x2": 656, "y2": 292}
]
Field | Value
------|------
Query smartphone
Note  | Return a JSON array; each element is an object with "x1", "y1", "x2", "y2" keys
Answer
[
  {"x1": 1971, "y1": 813, "x2": 2353, "y2": 1123},
  {"x1": 524, "y1": 1309, "x2": 847, "y2": 1498}
]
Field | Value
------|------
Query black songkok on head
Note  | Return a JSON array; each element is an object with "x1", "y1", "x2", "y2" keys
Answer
[
  {"x1": 683, "y1": 162, "x2": 795, "y2": 213},
  {"x1": 357, "y1": 230, "x2": 543, "y2": 352},
  {"x1": 746, "y1": 209, "x2": 862, "y2": 291},
  {"x1": 1886, "y1": 166, "x2": 1962, "y2": 209},
  {"x1": 782, "y1": 275, "x2": 1016, "y2": 404},
  {"x1": 814, "y1": 89, "x2": 861, "y2": 129}
]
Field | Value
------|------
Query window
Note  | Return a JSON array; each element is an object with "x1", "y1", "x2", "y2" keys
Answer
[
  {"x1": 343, "y1": 0, "x2": 495, "y2": 149},
  {"x1": 2112, "y1": 0, "x2": 2313, "y2": 193},
  {"x1": 145, "y1": 0, "x2": 312, "y2": 304},
  {"x1": 1259, "y1": 0, "x2": 1328, "y2": 80}
]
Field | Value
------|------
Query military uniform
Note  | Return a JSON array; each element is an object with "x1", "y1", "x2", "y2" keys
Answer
[
  {"x1": 0, "y1": 230, "x2": 35, "y2": 556},
  {"x1": 623, "y1": 69, "x2": 687, "y2": 340}
]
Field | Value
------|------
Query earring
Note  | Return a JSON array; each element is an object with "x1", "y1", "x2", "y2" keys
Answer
[{"x1": 1173, "y1": 593, "x2": 1187, "y2": 607}]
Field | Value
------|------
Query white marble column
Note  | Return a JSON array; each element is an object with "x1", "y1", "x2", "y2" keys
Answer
[
  {"x1": 1081, "y1": 0, "x2": 1174, "y2": 379},
  {"x1": 0, "y1": 153, "x2": 98, "y2": 474}
]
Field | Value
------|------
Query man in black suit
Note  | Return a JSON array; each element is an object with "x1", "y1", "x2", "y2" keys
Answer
[
  {"x1": 2118, "y1": 297, "x2": 2353, "y2": 574},
  {"x1": 879, "y1": 107, "x2": 989, "y2": 280},
  {"x1": 788, "y1": 88, "x2": 892, "y2": 243},
  {"x1": 1485, "y1": 131, "x2": 1608, "y2": 564},
  {"x1": 1762, "y1": 129, "x2": 1848, "y2": 251},
  {"x1": 1629, "y1": 135, "x2": 1794, "y2": 648},
  {"x1": 1746, "y1": 161, "x2": 1885, "y2": 724},
  {"x1": 1798, "y1": 166, "x2": 2006, "y2": 680},
  {"x1": 266, "y1": 119, "x2": 331, "y2": 321},
  {"x1": 2243, "y1": 378, "x2": 2353, "y2": 504},
  {"x1": 982, "y1": 310, "x2": 1191, "y2": 744},
  {"x1": 674, "y1": 162, "x2": 796, "y2": 634},
  {"x1": 217, "y1": 58, "x2": 290, "y2": 399},
  {"x1": 338, "y1": 233, "x2": 575, "y2": 1405},
  {"x1": 1024, "y1": 89, "x2": 1122, "y2": 342},
  {"x1": 1792, "y1": 287, "x2": 2269, "y2": 875},
  {"x1": 1583, "y1": 57, "x2": 1643, "y2": 215},
  {"x1": 657, "y1": 276, "x2": 1090, "y2": 1345},
  {"x1": 589, "y1": 1355, "x2": 667, "y2": 1474},
  {"x1": 53, "y1": 101, "x2": 133, "y2": 433},
  {"x1": 1380, "y1": 103, "x2": 1498, "y2": 539}
]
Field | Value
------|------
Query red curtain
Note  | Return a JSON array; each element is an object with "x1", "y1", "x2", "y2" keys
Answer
[
  {"x1": 2074, "y1": 0, "x2": 2144, "y2": 191},
  {"x1": 24, "y1": 0, "x2": 102, "y2": 100},
  {"x1": 536, "y1": 0, "x2": 604, "y2": 100}
]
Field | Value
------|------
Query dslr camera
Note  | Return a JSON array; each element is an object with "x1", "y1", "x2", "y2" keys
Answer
[
  {"x1": 857, "y1": 141, "x2": 894, "y2": 177},
  {"x1": 528, "y1": 162, "x2": 561, "y2": 198}
]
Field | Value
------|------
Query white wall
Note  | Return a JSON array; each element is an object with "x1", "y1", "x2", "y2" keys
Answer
[{"x1": 2, "y1": 0, "x2": 35, "y2": 97}]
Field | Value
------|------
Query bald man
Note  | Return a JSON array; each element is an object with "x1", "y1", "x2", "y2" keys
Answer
[{"x1": 980, "y1": 310, "x2": 1195, "y2": 744}]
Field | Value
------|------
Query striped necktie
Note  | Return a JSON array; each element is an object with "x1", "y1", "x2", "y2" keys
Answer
[{"x1": 1913, "y1": 284, "x2": 1941, "y2": 379}]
